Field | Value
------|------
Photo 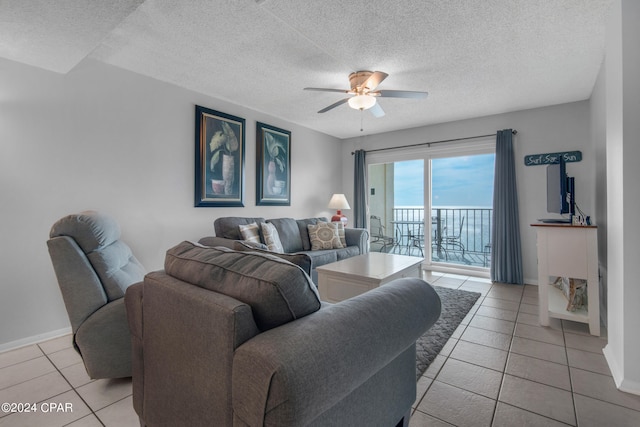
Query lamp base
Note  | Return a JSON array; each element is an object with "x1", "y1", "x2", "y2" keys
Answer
[{"x1": 331, "y1": 210, "x2": 348, "y2": 227}]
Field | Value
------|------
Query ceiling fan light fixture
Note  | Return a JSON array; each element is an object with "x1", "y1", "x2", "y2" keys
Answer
[
  {"x1": 304, "y1": 70, "x2": 427, "y2": 116},
  {"x1": 348, "y1": 94, "x2": 376, "y2": 110}
]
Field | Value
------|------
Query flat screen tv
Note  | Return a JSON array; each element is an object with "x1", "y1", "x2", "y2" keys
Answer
[{"x1": 546, "y1": 158, "x2": 574, "y2": 215}]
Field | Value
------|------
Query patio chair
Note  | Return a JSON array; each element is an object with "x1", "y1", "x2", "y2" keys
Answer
[
  {"x1": 370, "y1": 215, "x2": 394, "y2": 252},
  {"x1": 442, "y1": 216, "x2": 465, "y2": 256},
  {"x1": 408, "y1": 223, "x2": 425, "y2": 257}
]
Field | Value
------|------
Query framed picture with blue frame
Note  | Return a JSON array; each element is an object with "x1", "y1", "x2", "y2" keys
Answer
[
  {"x1": 194, "y1": 105, "x2": 245, "y2": 207},
  {"x1": 256, "y1": 122, "x2": 291, "y2": 206}
]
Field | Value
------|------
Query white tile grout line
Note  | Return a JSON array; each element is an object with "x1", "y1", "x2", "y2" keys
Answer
[
  {"x1": 31, "y1": 341, "x2": 112, "y2": 427},
  {"x1": 3, "y1": 274, "x2": 635, "y2": 426},
  {"x1": 417, "y1": 280, "x2": 559, "y2": 425},
  {"x1": 414, "y1": 278, "x2": 640, "y2": 426}
]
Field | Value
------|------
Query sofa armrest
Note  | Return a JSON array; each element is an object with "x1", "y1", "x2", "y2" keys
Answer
[
  {"x1": 133, "y1": 272, "x2": 260, "y2": 427},
  {"x1": 232, "y1": 277, "x2": 441, "y2": 426},
  {"x1": 125, "y1": 282, "x2": 143, "y2": 341},
  {"x1": 345, "y1": 227, "x2": 369, "y2": 254}
]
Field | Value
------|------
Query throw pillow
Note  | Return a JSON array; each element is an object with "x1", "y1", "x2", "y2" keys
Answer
[
  {"x1": 334, "y1": 221, "x2": 347, "y2": 248},
  {"x1": 308, "y1": 222, "x2": 343, "y2": 250},
  {"x1": 238, "y1": 222, "x2": 261, "y2": 244},
  {"x1": 260, "y1": 222, "x2": 284, "y2": 253}
]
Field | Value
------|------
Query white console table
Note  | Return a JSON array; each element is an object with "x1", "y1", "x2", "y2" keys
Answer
[{"x1": 531, "y1": 224, "x2": 599, "y2": 336}]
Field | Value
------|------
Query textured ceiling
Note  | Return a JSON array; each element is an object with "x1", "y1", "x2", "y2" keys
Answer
[{"x1": 0, "y1": 0, "x2": 614, "y2": 138}]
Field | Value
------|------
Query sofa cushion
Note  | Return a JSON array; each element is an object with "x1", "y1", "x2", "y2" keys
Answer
[
  {"x1": 50, "y1": 210, "x2": 120, "y2": 253},
  {"x1": 308, "y1": 222, "x2": 343, "y2": 250},
  {"x1": 165, "y1": 242, "x2": 321, "y2": 331},
  {"x1": 233, "y1": 241, "x2": 313, "y2": 277},
  {"x1": 336, "y1": 246, "x2": 361, "y2": 261},
  {"x1": 50, "y1": 211, "x2": 145, "y2": 301},
  {"x1": 86, "y1": 241, "x2": 146, "y2": 301},
  {"x1": 260, "y1": 223, "x2": 284, "y2": 253},
  {"x1": 214, "y1": 217, "x2": 266, "y2": 240},
  {"x1": 296, "y1": 217, "x2": 329, "y2": 251},
  {"x1": 267, "y1": 218, "x2": 303, "y2": 252},
  {"x1": 300, "y1": 249, "x2": 337, "y2": 268},
  {"x1": 238, "y1": 222, "x2": 261, "y2": 244}
]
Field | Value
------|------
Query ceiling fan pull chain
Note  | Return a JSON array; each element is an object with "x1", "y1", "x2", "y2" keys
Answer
[{"x1": 360, "y1": 109, "x2": 364, "y2": 132}]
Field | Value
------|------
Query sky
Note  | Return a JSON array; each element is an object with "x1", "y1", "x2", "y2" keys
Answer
[{"x1": 394, "y1": 154, "x2": 495, "y2": 207}]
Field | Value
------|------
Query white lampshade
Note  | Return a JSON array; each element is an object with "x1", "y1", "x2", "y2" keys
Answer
[
  {"x1": 328, "y1": 194, "x2": 351, "y2": 210},
  {"x1": 348, "y1": 94, "x2": 376, "y2": 111}
]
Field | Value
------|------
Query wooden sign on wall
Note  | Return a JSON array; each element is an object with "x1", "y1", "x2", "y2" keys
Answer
[{"x1": 524, "y1": 151, "x2": 582, "y2": 166}]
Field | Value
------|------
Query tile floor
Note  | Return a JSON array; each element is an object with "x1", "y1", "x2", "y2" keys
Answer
[
  {"x1": 1, "y1": 272, "x2": 639, "y2": 426},
  {"x1": 411, "y1": 271, "x2": 640, "y2": 426},
  {"x1": 0, "y1": 333, "x2": 136, "y2": 426}
]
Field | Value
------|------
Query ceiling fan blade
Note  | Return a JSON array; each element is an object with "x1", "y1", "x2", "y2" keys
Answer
[
  {"x1": 304, "y1": 87, "x2": 350, "y2": 93},
  {"x1": 375, "y1": 90, "x2": 428, "y2": 99},
  {"x1": 361, "y1": 71, "x2": 388, "y2": 91},
  {"x1": 318, "y1": 98, "x2": 350, "y2": 113},
  {"x1": 369, "y1": 102, "x2": 385, "y2": 118}
]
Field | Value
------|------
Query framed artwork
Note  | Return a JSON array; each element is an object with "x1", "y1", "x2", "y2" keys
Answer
[
  {"x1": 256, "y1": 122, "x2": 291, "y2": 206},
  {"x1": 194, "y1": 105, "x2": 245, "y2": 207}
]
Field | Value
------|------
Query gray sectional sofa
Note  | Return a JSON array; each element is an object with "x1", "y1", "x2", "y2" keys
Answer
[
  {"x1": 125, "y1": 241, "x2": 441, "y2": 426},
  {"x1": 199, "y1": 216, "x2": 369, "y2": 283}
]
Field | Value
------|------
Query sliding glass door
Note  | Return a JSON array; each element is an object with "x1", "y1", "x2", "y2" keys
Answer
[
  {"x1": 430, "y1": 153, "x2": 495, "y2": 269},
  {"x1": 367, "y1": 140, "x2": 495, "y2": 274}
]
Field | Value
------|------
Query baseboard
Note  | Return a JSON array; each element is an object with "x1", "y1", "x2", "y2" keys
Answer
[
  {"x1": 0, "y1": 327, "x2": 72, "y2": 354},
  {"x1": 603, "y1": 344, "x2": 621, "y2": 384},
  {"x1": 618, "y1": 377, "x2": 640, "y2": 396},
  {"x1": 603, "y1": 344, "x2": 640, "y2": 396}
]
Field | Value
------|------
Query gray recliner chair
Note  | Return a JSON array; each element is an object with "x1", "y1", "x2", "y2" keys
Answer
[{"x1": 47, "y1": 211, "x2": 145, "y2": 379}]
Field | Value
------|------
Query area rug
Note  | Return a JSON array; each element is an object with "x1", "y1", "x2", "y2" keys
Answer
[{"x1": 416, "y1": 286, "x2": 481, "y2": 378}]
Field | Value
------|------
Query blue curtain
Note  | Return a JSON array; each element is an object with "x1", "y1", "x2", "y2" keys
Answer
[
  {"x1": 353, "y1": 150, "x2": 367, "y2": 228},
  {"x1": 491, "y1": 129, "x2": 524, "y2": 284}
]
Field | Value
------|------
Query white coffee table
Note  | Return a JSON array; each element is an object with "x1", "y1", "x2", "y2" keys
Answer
[{"x1": 317, "y1": 252, "x2": 424, "y2": 303}]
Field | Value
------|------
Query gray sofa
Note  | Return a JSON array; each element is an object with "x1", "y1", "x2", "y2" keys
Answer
[
  {"x1": 125, "y1": 241, "x2": 441, "y2": 426},
  {"x1": 47, "y1": 211, "x2": 145, "y2": 378},
  {"x1": 199, "y1": 216, "x2": 369, "y2": 283}
]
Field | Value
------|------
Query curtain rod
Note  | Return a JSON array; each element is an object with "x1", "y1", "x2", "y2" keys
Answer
[{"x1": 351, "y1": 129, "x2": 517, "y2": 155}]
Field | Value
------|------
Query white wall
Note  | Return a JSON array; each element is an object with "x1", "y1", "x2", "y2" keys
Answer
[
  {"x1": 0, "y1": 58, "x2": 342, "y2": 349},
  {"x1": 341, "y1": 101, "x2": 595, "y2": 284},
  {"x1": 602, "y1": 0, "x2": 640, "y2": 395}
]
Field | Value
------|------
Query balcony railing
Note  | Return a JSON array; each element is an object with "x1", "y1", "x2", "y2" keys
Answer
[{"x1": 384, "y1": 207, "x2": 493, "y2": 267}]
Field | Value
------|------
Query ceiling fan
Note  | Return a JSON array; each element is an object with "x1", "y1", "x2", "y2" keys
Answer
[{"x1": 304, "y1": 70, "x2": 428, "y2": 117}]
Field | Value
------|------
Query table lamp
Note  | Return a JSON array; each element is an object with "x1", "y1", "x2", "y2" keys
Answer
[{"x1": 328, "y1": 194, "x2": 351, "y2": 226}]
